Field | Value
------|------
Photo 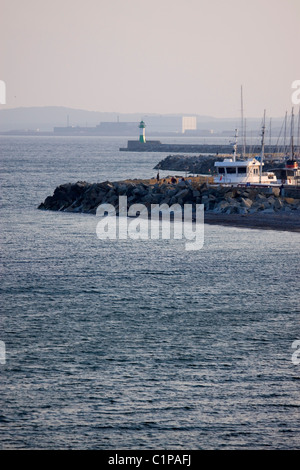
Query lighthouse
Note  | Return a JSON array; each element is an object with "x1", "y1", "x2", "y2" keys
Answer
[{"x1": 139, "y1": 120, "x2": 146, "y2": 143}]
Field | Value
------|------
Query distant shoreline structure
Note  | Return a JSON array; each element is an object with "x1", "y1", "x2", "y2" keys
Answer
[
  {"x1": 119, "y1": 139, "x2": 295, "y2": 155},
  {"x1": 0, "y1": 107, "x2": 298, "y2": 140}
]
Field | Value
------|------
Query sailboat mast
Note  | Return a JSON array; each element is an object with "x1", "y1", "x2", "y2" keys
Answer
[
  {"x1": 233, "y1": 128, "x2": 238, "y2": 162},
  {"x1": 290, "y1": 107, "x2": 295, "y2": 161},
  {"x1": 283, "y1": 111, "x2": 287, "y2": 156},
  {"x1": 297, "y1": 108, "x2": 300, "y2": 158},
  {"x1": 241, "y1": 85, "x2": 246, "y2": 157},
  {"x1": 259, "y1": 110, "x2": 266, "y2": 184},
  {"x1": 245, "y1": 118, "x2": 247, "y2": 155}
]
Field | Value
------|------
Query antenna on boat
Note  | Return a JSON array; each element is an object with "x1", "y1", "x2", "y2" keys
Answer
[{"x1": 259, "y1": 110, "x2": 266, "y2": 184}]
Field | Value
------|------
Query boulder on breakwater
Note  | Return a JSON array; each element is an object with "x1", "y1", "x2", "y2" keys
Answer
[{"x1": 38, "y1": 178, "x2": 300, "y2": 217}]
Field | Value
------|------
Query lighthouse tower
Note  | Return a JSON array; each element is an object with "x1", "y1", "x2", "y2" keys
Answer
[{"x1": 139, "y1": 120, "x2": 146, "y2": 143}]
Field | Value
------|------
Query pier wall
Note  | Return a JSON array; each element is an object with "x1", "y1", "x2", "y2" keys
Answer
[{"x1": 120, "y1": 141, "x2": 298, "y2": 154}]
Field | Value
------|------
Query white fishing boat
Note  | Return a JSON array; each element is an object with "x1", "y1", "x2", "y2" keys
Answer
[
  {"x1": 214, "y1": 115, "x2": 278, "y2": 186},
  {"x1": 214, "y1": 158, "x2": 277, "y2": 186}
]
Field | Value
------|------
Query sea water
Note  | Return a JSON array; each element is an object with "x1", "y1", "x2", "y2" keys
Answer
[{"x1": 0, "y1": 136, "x2": 299, "y2": 449}]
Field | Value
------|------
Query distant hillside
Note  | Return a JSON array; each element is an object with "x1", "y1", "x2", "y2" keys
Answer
[{"x1": 0, "y1": 106, "x2": 285, "y2": 134}]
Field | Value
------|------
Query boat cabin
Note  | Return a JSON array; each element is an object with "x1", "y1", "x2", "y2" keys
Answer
[
  {"x1": 272, "y1": 159, "x2": 300, "y2": 186},
  {"x1": 214, "y1": 158, "x2": 277, "y2": 185}
]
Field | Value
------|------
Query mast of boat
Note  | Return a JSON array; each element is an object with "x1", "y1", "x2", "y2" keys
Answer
[
  {"x1": 283, "y1": 110, "x2": 288, "y2": 156},
  {"x1": 244, "y1": 118, "x2": 247, "y2": 157},
  {"x1": 240, "y1": 85, "x2": 246, "y2": 158},
  {"x1": 249, "y1": 129, "x2": 253, "y2": 157},
  {"x1": 259, "y1": 110, "x2": 266, "y2": 184},
  {"x1": 233, "y1": 128, "x2": 238, "y2": 162},
  {"x1": 290, "y1": 107, "x2": 295, "y2": 161},
  {"x1": 297, "y1": 108, "x2": 300, "y2": 158}
]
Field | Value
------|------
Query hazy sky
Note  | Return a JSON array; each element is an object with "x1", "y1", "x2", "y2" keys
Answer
[{"x1": 1, "y1": 0, "x2": 299, "y2": 117}]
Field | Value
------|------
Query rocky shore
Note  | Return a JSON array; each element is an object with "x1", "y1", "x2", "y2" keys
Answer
[{"x1": 38, "y1": 178, "x2": 300, "y2": 232}]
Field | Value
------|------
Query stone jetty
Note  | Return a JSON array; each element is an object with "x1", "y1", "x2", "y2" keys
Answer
[
  {"x1": 119, "y1": 140, "x2": 286, "y2": 154},
  {"x1": 38, "y1": 178, "x2": 300, "y2": 231},
  {"x1": 154, "y1": 154, "x2": 281, "y2": 174}
]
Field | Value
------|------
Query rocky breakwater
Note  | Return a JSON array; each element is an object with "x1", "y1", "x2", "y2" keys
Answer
[
  {"x1": 154, "y1": 154, "x2": 280, "y2": 174},
  {"x1": 201, "y1": 186, "x2": 300, "y2": 231},
  {"x1": 38, "y1": 179, "x2": 201, "y2": 215},
  {"x1": 38, "y1": 180, "x2": 300, "y2": 231},
  {"x1": 201, "y1": 186, "x2": 299, "y2": 214},
  {"x1": 154, "y1": 154, "x2": 222, "y2": 174}
]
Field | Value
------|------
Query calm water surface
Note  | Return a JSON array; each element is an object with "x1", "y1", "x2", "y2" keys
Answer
[{"x1": 0, "y1": 136, "x2": 299, "y2": 449}]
